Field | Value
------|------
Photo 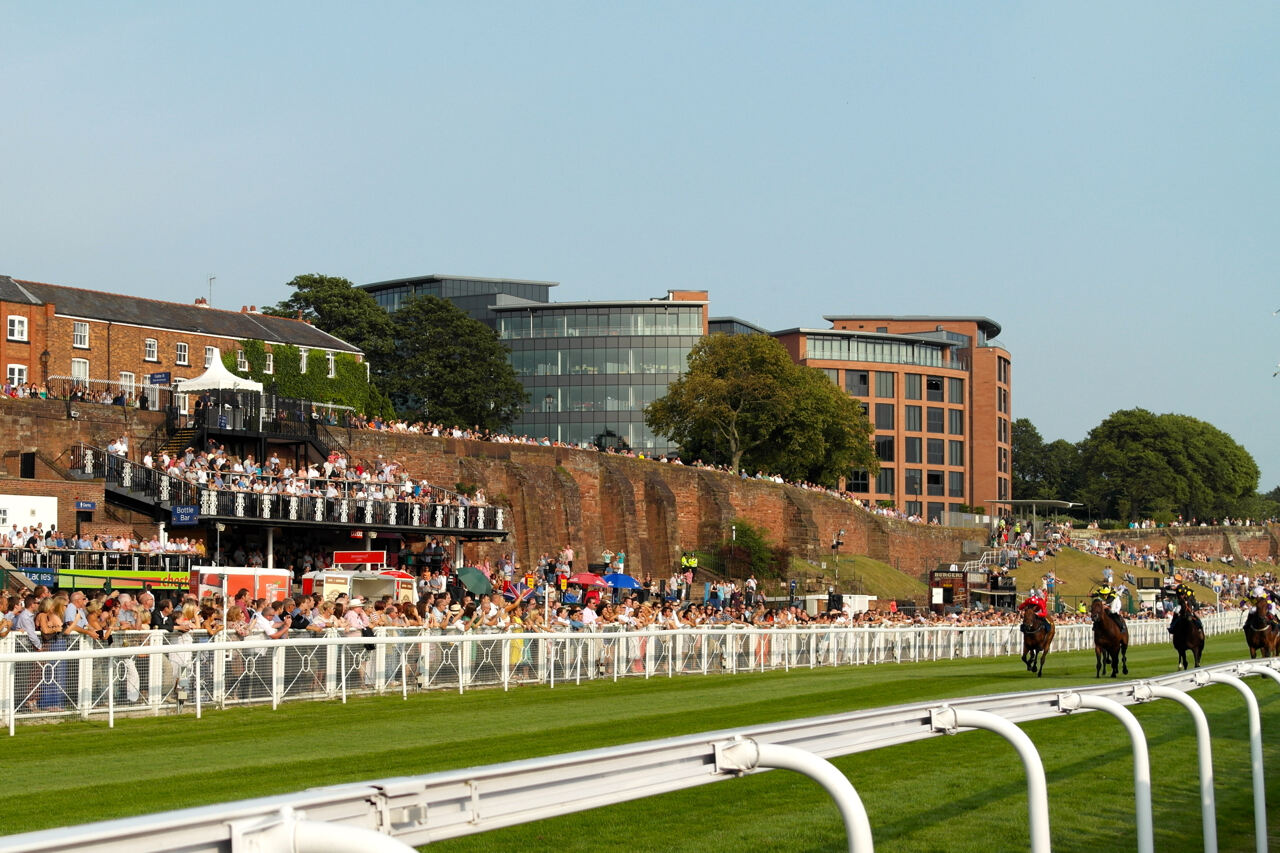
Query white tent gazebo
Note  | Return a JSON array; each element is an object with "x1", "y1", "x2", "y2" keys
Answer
[{"x1": 173, "y1": 349, "x2": 263, "y2": 394}]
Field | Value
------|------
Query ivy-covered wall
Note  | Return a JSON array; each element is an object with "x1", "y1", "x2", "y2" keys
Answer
[{"x1": 223, "y1": 340, "x2": 391, "y2": 416}]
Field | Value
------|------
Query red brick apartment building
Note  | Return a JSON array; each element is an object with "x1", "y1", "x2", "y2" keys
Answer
[
  {"x1": 0, "y1": 275, "x2": 362, "y2": 403},
  {"x1": 773, "y1": 316, "x2": 1011, "y2": 521}
]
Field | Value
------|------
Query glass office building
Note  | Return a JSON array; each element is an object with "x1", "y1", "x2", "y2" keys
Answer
[
  {"x1": 361, "y1": 274, "x2": 557, "y2": 330},
  {"x1": 494, "y1": 294, "x2": 708, "y2": 452}
]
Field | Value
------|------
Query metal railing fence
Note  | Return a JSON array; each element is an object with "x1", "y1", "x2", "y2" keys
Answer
[{"x1": 0, "y1": 612, "x2": 1241, "y2": 732}]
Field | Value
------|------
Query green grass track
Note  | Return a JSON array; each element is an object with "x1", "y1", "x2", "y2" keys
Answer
[{"x1": 2, "y1": 640, "x2": 1278, "y2": 851}]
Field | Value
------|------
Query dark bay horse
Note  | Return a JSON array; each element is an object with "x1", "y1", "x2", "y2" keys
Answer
[
  {"x1": 1020, "y1": 607, "x2": 1054, "y2": 677},
  {"x1": 1243, "y1": 597, "x2": 1279, "y2": 659},
  {"x1": 1170, "y1": 590, "x2": 1204, "y2": 669},
  {"x1": 1091, "y1": 598, "x2": 1129, "y2": 678}
]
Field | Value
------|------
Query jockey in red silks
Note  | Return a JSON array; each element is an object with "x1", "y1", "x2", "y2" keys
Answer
[{"x1": 1021, "y1": 588, "x2": 1048, "y2": 619}]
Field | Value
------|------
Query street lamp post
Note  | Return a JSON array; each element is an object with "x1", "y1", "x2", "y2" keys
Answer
[{"x1": 831, "y1": 529, "x2": 844, "y2": 584}]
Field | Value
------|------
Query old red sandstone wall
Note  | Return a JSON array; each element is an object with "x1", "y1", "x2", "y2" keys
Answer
[{"x1": 6, "y1": 398, "x2": 1275, "y2": 580}]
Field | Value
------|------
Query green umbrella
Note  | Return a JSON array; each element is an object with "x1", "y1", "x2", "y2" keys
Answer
[{"x1": 455, "y1": 566, "x2": 493, "y2": 595}]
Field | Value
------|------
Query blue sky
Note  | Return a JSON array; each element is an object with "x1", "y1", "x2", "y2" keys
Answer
[{"x1": 4, "y1": 3, "x2": 1279, "y2": 492}]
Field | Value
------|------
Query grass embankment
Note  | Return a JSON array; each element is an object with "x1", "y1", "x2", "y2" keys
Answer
[
  {"x1": 3, "y1": 640, "x2": 1277, "y2": 852},
  {"x1": 792, "y1": 553, "x2": 931, "y2": 600}
]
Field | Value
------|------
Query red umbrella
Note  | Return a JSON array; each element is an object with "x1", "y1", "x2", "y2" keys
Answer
[{"x1": 567, "y1": 572, "x2": 608, "y2": 587}]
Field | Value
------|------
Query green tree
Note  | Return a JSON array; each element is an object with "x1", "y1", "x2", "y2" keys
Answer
[
  {"x1": 1077, "y1": 409, "x2": 1259, "y2": 521},
  {"x1": 1011, "y1": 418, "x2": 1081, "y2": 501},
  {"x1": 262, "y1": 274, "x2": 396, "y2": 373},
  {"x1": 383, "y1": 295, "x2": 527, "y2": 430},
  {"x1": 645, "y1": 334, "x2": 877, "y2": 484}
]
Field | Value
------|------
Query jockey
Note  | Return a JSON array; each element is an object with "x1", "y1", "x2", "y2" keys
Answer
[{"x1": 1019, "y1": 588, "x2": 1047, "y2": 632}]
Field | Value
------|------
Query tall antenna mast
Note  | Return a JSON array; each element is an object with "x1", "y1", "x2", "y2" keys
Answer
[{"x1": 208, "y1": 274, "x2": 216, "y2": 307}]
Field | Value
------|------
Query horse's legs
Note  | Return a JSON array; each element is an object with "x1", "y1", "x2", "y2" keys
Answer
[
  {"x1": 1095, "y1": 647, "x2": 1103, "y2": 678},
  {"x1": 1036, "y1": 648, "x2": 1047, "y2": 677},
  {"x1": 1120, "y1": 643, "x2": 1128, "y2": 676}
]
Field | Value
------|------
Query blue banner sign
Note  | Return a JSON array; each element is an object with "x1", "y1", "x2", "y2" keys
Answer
[
  {"x1": 171, "y1": 505, "x2": 199, "y2": 526},
  {"x1": 74, "y1": 501, "x2": 97, "y2": 511},
  {"x1": 148, "y1": 371, "x2": 171, "y2": 385}
]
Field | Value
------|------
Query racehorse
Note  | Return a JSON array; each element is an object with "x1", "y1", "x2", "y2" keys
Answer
[
  {"x1": 1020, "y1": 606, "x2": 1055, "y2": 677},
  {"x1": 1091, "y1": 598, "x2": 1129, "y2": 678},
  {"x1": 1243, "y1": 596, "x2": 1279, "y2": 659},
  {"x1": 1169, "y1": 590, "x2": 1204, "y2": 669}
]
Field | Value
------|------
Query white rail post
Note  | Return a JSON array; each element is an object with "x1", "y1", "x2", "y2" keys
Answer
[
  {"x1": 715, "y1": 737, "x2": 874, "y2": 853},
  {"x1": 1059, "y1": 691, "x2": 1152, "y2": 853},
  {"x1": 932, "y1": 706, "x2": 1050, "y2": 853},
  {"x1": 1140, "y1": 682, "x2": 1217, "y2": 853},
  {"x1": 1209, "y1": 671, "x2": 1266, "y2": 853}
]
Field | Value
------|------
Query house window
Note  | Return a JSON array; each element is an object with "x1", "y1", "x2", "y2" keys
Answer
[
  {"x1": 874, "y1": 403, "x2": 894, "y2": 430},
  {"x1": 204, "y1": 346, "x2": 216, "y2": 368},
  {"x1": 72, "y1": 321, "x2": 89, "y2": 349},
  {"x1": 299, "y1": 348, "x2": 309, "y2": 372},
  {"x1": 326, "y1": 351, "x2": 335, "y2": 378},
  {"x1": 119, "y1": 372, "x2": 135, "y2": 399},
  {"x1": 904, "y1": 373, "x2": 922, "y2": 400},
  {"x1": 926, "y1": 407, "x2": 945, "y2": 433},
  {"x1": 175, "y1": 343, "x2": 189, "y2": 366},
  {"x1": 927, "y1": 438, "x2": 944, "y2": 465},
  {"x1": 874, "y1": 371, "x2": 895, "y2": 398},
  {"x1": 6, "y1": 364, "x2": 27, "y2": 386},
  {"x1": 844, "y1": 370, "x2": 868, "y2": 397},
  {"x1": 237, "y1": 350, "x2": 248, "y2": 372},
  {"x1": 144, "y1": 338, "x2": 158, "y2": 362},
  {"x1": 948, "y1": 409, "x2": 965, "y2": 435},
  {"x1": 264, "y1": 352, "x2": 274, "y2": 374},
  {"x1": 7, "y1": 316, "x2": 27, "y2": 342},
  {"x1": 71, "y1": 358, "x2": 89, "y2": 383}
]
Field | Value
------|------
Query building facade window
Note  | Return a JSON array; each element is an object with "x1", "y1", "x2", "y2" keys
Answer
[
  {"x1": 874, "y1": 403, "x2": 894, "y2": 430},
  {"x1": 119, "y1": 372, "x2": 135, "y2": 399},
  {"x1": 264, "y1": 352, "x2": 274, "y2": 374},
  {"x1": 948, "y1": 377, "x2": 964, "y2": 403},
  {"x1": 175, "y1": 343, "x2": 189, "y2": 366},
  {"x1": 905, "y1": 468, "x2": 922, "y2": 495},
  {"x1": 926, "y1": 470, "x2": 944, "y2": 496},
  {"x1": 948, "y1": 408, "x2": 965, "y2": 435},
  {"x1": 927, "y1": 438, "x2": 944, "y2": 465},
  {"x1": 72, "y1": 321, "x2": 89, "y2": 349},
  {"x1": 820, "y1": 367, "x2": 838, "y2": 384},
  {"x1": 949, "y1": 440, "x2": 965, "y2": 467},
  {"x1": 874, "y1": 371, "x2": 895, "y2": 397},
  {"x1": 848, "y1": 469, "x2": 870, "y2": 493},
  {"x1": 844, "y1": 370, "x2": 868, "y2": 397},
  {"x1": 926, "y1": 407, "x2": 944, "y2": 433},
  {"x1": 6, "y1": 365, "x2": 27, "y2": 386},
  {"x1": 875, "y1": 435, "x2": 895, "y2": 462},
  {"x1": 904, "y1": 405, "x2": 922, "y2": 432},
  {"x1": 997, "y1": 387, "x2": 1009, "y2": 414},
  {"x1": 875, "y1": 467, "x2": 895, "y2": 495},
  {"x1": 904, "y1": 373, "x2": 922, "y2": 400},
  {"x1": 926, "y1": 375, "x2": 944, "y2": 402},
  {"x1": 949, "y1": 471, "x2": 965, "y2": 497},
  {"x1": 71, "y1": 358, "x2": 89, "y2": 382},
  {"x1": 998, "y1": 357, "x2": 1010, "y2": 384},
  {"x1": 905, "y1": 437, "x2": 922, "y2": 464},
  {"x1": 905, "y1": 501, "x2": 922, "y2": 517},
  {"x1": 204, "y1": 346, "x2": 216, "y2": 368},
  {"x1": 236, "y1": 350, "x2": 248, "y2": 371},
  {"x1": 7, "y1": 316, "x2": 27, "y2": 341},
  {"x1": 144, "y1": 338, "x2": 158, "y2": 362}
]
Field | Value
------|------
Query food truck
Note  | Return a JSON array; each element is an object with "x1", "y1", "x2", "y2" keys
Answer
[
  {"x1": 189, "y1": 566, "x2": 292, "y2": 603},
  {"x1": 300, "y1": 551, "x2": 418, "y2": 604}
]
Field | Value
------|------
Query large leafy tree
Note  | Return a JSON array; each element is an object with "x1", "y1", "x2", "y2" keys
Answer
[
  {"x1": 1011, "y1": 418, "x2": 1080, "y2": 500},
  {"x1": 1076, "y1": 409, "x2": 1258, "y2": 521},
  {"x1": 382, "y1": 295, "x2": 527, "y2": 430},
  {"x1": 262, "y1": 274, "x2": 396, "y2": 375},
  {"x1": 645, "y1": 334, "x2": 877, "y2": 485}
]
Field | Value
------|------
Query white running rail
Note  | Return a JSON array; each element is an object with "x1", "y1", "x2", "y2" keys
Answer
[{"x1": 0, "y1": 658, "x2": 1274, "y2": 853}]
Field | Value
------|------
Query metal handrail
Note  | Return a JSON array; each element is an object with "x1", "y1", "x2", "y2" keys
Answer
[{"x1": 1, "y1": 658, "x2": 1273, "y2": 853}]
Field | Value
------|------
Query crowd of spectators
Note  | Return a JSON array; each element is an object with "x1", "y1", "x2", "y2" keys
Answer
[{"x1": 0, "y1": 524, "x2": 202, "y2": 555}]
